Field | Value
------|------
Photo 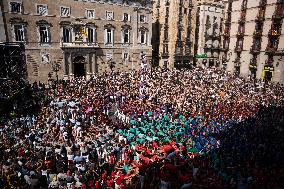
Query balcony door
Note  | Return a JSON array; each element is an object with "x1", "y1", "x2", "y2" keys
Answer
[{"x1": 73, "y1": 56, "x2": 86, "y2": 77}]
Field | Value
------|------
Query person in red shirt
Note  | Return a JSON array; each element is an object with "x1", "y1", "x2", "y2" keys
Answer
[{"x1": 95, "y1": 179, "x2": 101, "y2": 189}]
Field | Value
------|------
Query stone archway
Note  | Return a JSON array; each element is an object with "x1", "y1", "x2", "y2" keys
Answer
[{"x1": 73, "y1": 55, "x2": 86, "y2": 77}]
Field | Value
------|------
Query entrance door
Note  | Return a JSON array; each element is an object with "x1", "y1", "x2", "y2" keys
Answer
[{"x1": 73, "y1": 56, "x2": 86, "y2": 77}]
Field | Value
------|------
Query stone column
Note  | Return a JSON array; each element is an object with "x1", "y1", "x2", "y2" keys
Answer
[
  {"x1": 91, "y1": 52, "x2": 97, "y2": 75},
  {"x1": 86, "y1": 53, "x2": 91, "y2": 80},
  {"x1": 63, "y1": 53, "x2": 69, "y2": 79},
  {"x1": 68, "y1": 53, "x2": 73, "y2": 79}
]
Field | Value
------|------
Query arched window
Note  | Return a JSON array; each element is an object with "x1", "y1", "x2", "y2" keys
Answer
[
  {"x1": 10, "y1": 18, "x2": 28, "y2": 42},
  {"x1": 60, "y1": 21, "x2": 72, "y2": 43},
  {"x1": 121, "y1": 25, "x2": 131, "y2": 44},
  {"x1": 36, "y1": 20, "x2": 52, "y2": 44},
  {"x1": 139, "y1": 27, "x2": 148, "y2": 45},
  {"x1": 104, "y1": 24, "x2": 115, "y2": 45}
]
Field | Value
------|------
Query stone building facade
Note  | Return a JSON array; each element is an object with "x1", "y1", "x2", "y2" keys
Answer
[
  {"x1": 220, "y1": 0, "x2": 284, "y2": 83},
  {"x1": 195, "y1": 0, "x2": 225, "y2": 67},
  {"x1": 152, "y1": 0, "x2": 196, "y2": 69},
  {"x1": 1, "y1": 0, "x2": 152, "y2": 82}
]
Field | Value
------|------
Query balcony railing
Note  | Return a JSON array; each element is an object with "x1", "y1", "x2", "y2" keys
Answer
[
  {"x1": 272, "y1": 13, "x2": 284, "y2": 20},
  {"x1": 253, "y1": 30, "x2": 262, "y2": 38},
  {"x1": 255, "y1": 14, "x2": 265, "y2": 22},
  {"x1": 223, "y1": 32, "x2": 230, "y2": 37},
  {"x1": 236, "y1": 31, "x2": 245, "y2": 37},
  {"x1": 235, "y1": 46, "x2": 243, "y2": 52},
  {"x1": 238, "y1": 18, "x2": 246, "y2": 24},
  {"x1": 265, "y1": 46, "x2": 277, "y2": 53},
  {"x1": 61, "y1": 41, "x2": 99, "y2": 48},
  {"x1": 250, "y1": 45, "x2": 261, "y2": 53}
]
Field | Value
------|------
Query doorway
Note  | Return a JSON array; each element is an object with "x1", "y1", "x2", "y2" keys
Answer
[{"x1": 73, "y1": 56, "x2": 86, "y2": 77}]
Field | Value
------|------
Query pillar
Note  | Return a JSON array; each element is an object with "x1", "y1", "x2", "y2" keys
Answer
[
  {"x1": 68, "y1": 53, "x2": 73, "y2": 79},
  {"x1": 91, "y1": 52, "x2": 97, "y2": 75},
  {"x1": 86, "y1": 53, "x2": 91, "y2": 80},
  {"x1": 63, "y1": 53, "x2": 69, "y2": 79}
]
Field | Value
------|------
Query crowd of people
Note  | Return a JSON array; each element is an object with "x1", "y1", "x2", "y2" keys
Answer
[
  {"x1": 0, "y1": 78, "x2": 46, "y2": 117},
  {"x1": 0, "y1": 67, "x2": 283, "y2": 189}
]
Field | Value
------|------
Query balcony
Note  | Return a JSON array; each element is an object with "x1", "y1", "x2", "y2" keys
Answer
[
  {"x1": 250, "y1": 45, "x2": 261, "y2": 54},
  {"x1": 265, "y1": 46, "x2": 277, "y2": 54},
  {"x1": 61, "y1": 41, "x2": 99, "y2": 48},
  {"x1": 272, "y1": 13, "x2": 284, "y2": 21},
  {"x1": 235, "y1": 46, "x2": 243, "y2": 52},
  {"x1": 236, "y1": 31, "x2": 245, "y2": 38},
  {"x1": 253, "y1": 31, "x2": 262, "y2": 38},
  {"x1": 238, "y1": 17, "x2": 246, "y2": 24},
  {"x1": 255, "y1": 14, "x2": 265, "y2": 23}
]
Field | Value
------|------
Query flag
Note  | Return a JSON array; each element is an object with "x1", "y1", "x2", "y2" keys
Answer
[{"x1": 80, "y1": 27, "x2": 88, "y2": 37}]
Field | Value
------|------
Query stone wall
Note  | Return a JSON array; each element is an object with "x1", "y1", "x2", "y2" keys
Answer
[{"x1": 2, "y1": 0, "x2": 152, "y2": 82}]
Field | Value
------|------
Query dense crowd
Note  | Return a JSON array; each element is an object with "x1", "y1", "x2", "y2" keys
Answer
[
  {"x1": 0, "y1": 79, "x2": 46, "y2": 117},
  {"x1": 0, "y1": 67, "x2": 283, "y2": 189}
]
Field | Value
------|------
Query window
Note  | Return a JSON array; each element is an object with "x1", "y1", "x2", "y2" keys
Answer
[
  {"x1": 86, "y1": 9, "x2": 95, "y2": 19},
  {"x1": 37, "y1": 4, "x2": 48, "y2": 15},
  {"x1": 123, "y1": 52, "x2": 129, "y2": 60},
  {"x1": 87, "y1": 27, "x2": 95, "y2": 43},
  {"x1": 123, "y1": 13, "x2": 129, "y2": 21},
  {"x1": 106, "y1": 11, "x2": 114, "y2": 20},
  {"x1": 122, "y1": 29, "x2": 130, "y2": 44},
  {"x1": 139, "y1": 15, "x2": 146, "y2": 23},
  {"x1": 10, "y1": 2, "x2": 21, "y2": 13},
  {"x1": 140, "y1": 30, "x2": 147, "y2": 44},
  {"x1": 60, "y1": 6, "x2": 71, "y2": 17},
  {"x1": 13, "y1": 25, "x2": 25, "y2": 42},
  {"x1": 39, "y1": 26, "x2": 50, "y2": 43},
  {"x1": 105, "y1": 29, "x2": 113, "y2": 44},
  {"x1": 163, "y1": 44, "x2": 168, "y2": 54},
  {"x1": 184, "y1": 8, "x2": 187, "y2": 14},
  {"x1": 62, "y1": 27, "x2": 71, "y2": 43}
]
